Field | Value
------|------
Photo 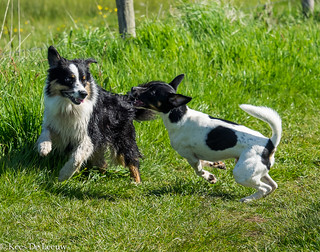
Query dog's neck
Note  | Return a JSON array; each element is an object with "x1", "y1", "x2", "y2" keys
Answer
[{"x1": 160, "y1": 105, "x2": 189, "y2": 130}]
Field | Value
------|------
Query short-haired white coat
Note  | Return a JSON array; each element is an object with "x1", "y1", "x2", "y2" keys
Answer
[{"x1": 130, "y1": 74, "x2": 282, "y2": 202}]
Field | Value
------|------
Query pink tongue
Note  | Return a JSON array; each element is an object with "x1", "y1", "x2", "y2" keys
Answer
[{"x1": 134, "y1": 100, "x2": 143, "y2": 107}]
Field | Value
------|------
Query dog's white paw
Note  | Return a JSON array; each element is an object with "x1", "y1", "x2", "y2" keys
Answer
[
  {"x1": 200, "y1": 170, "x2": 217, "y2": 184},
  {"x1": 38, "y1": 141, "x2": 52, "y2": 156},
  {"x1": 58, "y1": 169, "x2": 73, "y2": 182},
  {"x1": 240, "y1": 197, "x2": 253, "y2": 203},
  {"x1": 207, "y1": 174, "x2": 217, "y2": 184},
  {"x1": 58, "y1": 172, "x2": 69, "y2": 182},
  {"x1": 58, "y1": 161, "x2": 78, "y2": 182}
]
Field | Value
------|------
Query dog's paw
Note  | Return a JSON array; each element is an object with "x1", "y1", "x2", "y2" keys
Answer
[
  {"x1": 58, "y1": 175, "x2": 68, "y2": 182},
  {"x1": 239, "y1": 197, "x2": 253, "y2": 203},
  {"x1": 211, "y1": 161, "x2": 226, "y2": 170},
  {"x1": 58, "y1": 169, "x2": 74, "y2": 182},
  {"x1": 99, "y1": 167, "x2": 108, "y2": 174},
  {"x1": 201, "y1": 160, "x2": 226, "y2": 170},
  {"x1": 208, "y1": 174, "x2": 217, "y2": 184},
  {"x1": 38, "y1": 141, "x2": 52, "y2": 156},
  {"x1": 58, "y1": 162, "x2": 78, "y2": 182}
]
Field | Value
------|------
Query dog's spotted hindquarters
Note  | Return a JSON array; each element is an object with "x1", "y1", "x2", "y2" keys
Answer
[
  {"x1": 130, "y1": 74, "x2": 282, "y2": 202},
  {"x1": 37, "y1": 46, "x2": 154, "y2": 182}
]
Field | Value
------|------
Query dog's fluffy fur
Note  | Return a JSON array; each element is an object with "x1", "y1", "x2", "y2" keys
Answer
[
  {"x1": 37, "y1": 46, "x2": 154, "y2": 182},
  {"x1": 130, "y1": 74, "x2": 282, "y2": 202}
]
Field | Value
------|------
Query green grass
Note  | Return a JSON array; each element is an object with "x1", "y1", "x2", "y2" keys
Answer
[
  {"x1": 0, "y1": 0, "x2": 320, "y2": 250},
  {"x1": 0, "y1": 0, "x2": 174, "y2": 51}
]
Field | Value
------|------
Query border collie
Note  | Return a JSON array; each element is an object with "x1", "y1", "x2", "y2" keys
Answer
[
  {"x1": 37, "y1": 46, "x2": 154, "y2": 182},
  {"x1": 129, "y1": 74, "x2": 282, "y2": 202}
]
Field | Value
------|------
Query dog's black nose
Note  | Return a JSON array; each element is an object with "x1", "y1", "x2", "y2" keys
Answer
[{"x1": 78, "y1": 90, "x2": 88, "y2": 99}]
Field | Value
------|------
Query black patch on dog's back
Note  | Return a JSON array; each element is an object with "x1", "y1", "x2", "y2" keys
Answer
[
  {"x1": 206, "y1": 126, "x2": 237, "y2": 151},
  {"x1": 261, "y1": 139, "x2": 275, "y2": 170},
  {"x1": 208, "y1": 115, "x2": 239, "y2": 126},
  {"x1": 169, "y1": 105, "x2": 187, "y2": 123}
]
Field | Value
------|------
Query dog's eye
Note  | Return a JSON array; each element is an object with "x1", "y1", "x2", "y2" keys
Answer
[
  {"x1": 81, "y1": 76, "x2": 87, "y2": 86},
  {"x1": 65, "y1": 74, "x2": 76, "y2": 83}
]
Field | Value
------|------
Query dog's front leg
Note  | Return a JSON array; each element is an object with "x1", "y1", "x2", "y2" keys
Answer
[
  {"x1": 37, "y1": 127, "x2": 52, "y2": 156},
  {"x1": 201, "y1": 160, "x2": 226, "y2": 170},
  {"x1": 187, "y1": 158, "x2": 217, "y2": 184},
  {"x1": 58, "y1": 137, "x2": 94, "y2": 182}
]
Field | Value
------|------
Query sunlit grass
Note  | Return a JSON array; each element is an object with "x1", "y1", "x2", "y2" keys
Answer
[{"x1": 0, "y1": 0, "x2": 175, "y2": 52}]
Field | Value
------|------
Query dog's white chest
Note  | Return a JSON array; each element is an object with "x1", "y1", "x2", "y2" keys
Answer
[{"x1": 43, "y1": 96, "x2": 93, "y2": 149}]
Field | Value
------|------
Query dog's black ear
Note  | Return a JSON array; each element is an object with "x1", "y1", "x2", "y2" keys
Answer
[
  {"x1": 168, "y1": 93, "x2": 192, "y2": 107},
  {"x1": 85, "y1": 58, "x2": 97, "y2": 65},
  {"x1": 169, "y1": 74, "x2": 185, "y2": 91},
  {"x1": 48, "y1": 46, "x2": 62, "y2": 68}
]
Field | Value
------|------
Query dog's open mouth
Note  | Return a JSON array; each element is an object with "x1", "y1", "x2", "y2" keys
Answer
[
  {"x1": 132, "y1": 99, "x2": 145, "y2": 107},
  {"x1": 61, "y1": 91, "x2": 85, "y2": 105},
  {"x1": 128, "y1": 93, "x2": 145, "y2": 107}
]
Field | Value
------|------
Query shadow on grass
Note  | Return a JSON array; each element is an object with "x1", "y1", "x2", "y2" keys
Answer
[
  {"x1": 43, "y1": 169, "x2": 136, "y2": 201},
  {"x1": 0, "y1": 144, "x2": 135, "y2": 201},
  {"x1": 146, "y1": 178, "x2": 237, "y2": 201},
  {"x1": 0, "y1": 143, "x2": 65, "y2": 176},
  {"x1": 0, "y1": 144, "x2": 237, "y2": 202}
]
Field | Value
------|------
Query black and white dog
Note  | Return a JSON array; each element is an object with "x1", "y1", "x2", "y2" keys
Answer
[
  {"x1": 37, "y1": 46, "x2": 154, "y2": 182},
  {"x1": 130, "y1": 74, "x2": 282, "y2": 202}
]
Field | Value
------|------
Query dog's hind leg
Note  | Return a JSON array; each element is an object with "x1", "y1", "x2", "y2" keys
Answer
[
  {"x1": 233, "y1": 152, "x2": 274, "y2": 202},
  {"x1": 113, "y1": 123, "x2": 142, "y2": 183},
  {"x1": 89, "y1": 148, "x2": 108, "y2": 174},
  {"x1": 188, "y1": 158, "x2": 217, "y2": 184},
  {"x1": 238, "y1": 181, "x2": 273, "y2": 203},
  {"x1": 113, "y1": 136, "x2": 142, "y2": 183},
  {"x1": 261, "y1": 174, "x2": 278, "y2": 195},
  {"x1": 115, "y1": 152, "x2": 141, "y2": 183},
  {"x1": 128, "y1": 162, "x2": 141, "y2": 183},
  {"x1": 58, "y1": 137, "x2": 94, "y2": 182}
]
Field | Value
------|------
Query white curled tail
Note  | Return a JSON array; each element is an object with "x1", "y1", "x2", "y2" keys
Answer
[{"x1": 240, "y1": 104, "x2": 282, "y2": 147}]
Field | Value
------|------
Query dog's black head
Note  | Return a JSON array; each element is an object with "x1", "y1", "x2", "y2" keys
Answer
[
  {"x1": 46, "y1": 46, "x2": 97, "y2": 105},
  {"x1": 130, "y1": 74, "x2": 192, "y2": 114}
]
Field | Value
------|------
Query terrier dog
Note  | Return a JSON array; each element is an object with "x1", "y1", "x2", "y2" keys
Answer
[
  {"x1": 37, "y1": 46, "x2": 154, "y2": 182},
  {"x1": 129, "y1": 74, "x2": 282, "y2": 202}
]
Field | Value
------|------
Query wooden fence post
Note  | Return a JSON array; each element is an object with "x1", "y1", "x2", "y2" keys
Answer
[
  {"x1": 302, "y1": 0, "x2": 314, "y2": 16},
  {"x1": 115, "y1": 0, "x2": 136, "y2": 38}
]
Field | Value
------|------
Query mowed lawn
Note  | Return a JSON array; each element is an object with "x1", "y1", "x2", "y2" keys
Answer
[{"x1": 0, "y1": 1, "x2": 319, "y2": 251}]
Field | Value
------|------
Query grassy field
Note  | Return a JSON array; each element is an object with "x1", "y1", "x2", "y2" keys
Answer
[
  {"x1": 0, "y1": 0, "x2": 320, "y2": 251},
  {"x1": 0, "y1": 0, "x2": 175, "y2": 51}
]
